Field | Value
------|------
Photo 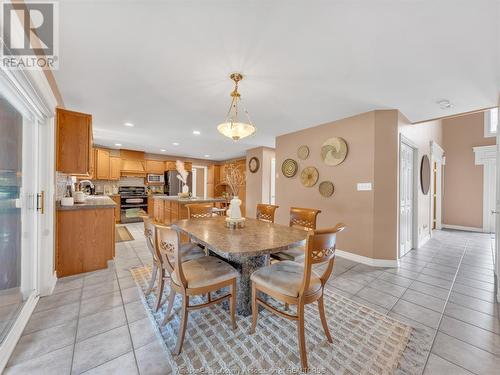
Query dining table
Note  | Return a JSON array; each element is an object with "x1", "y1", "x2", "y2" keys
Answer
[{"x1": 172, "y1": 216, "x2": 308, "y2": 316}]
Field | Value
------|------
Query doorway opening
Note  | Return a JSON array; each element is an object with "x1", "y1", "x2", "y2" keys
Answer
[
  {"x1": 399, "y1": 137, "x2": 418, "y2": 258},
  {"x1": 192, "y1": 166, "x2": 208, "y2": 199}
]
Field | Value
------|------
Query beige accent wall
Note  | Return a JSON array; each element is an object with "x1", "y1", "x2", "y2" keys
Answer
[
  {"x1": 442, "y1": 112, "x2": 496, "y2": 229},
  {"x1": 275, "y1": 111, "x2": 381, "y2": 259},
  {"x1": 245, "y1": 147, "x2": 275, "y2": 218},
  {"x1": 398, "y1": 115, "x2": 443, "y2": 243}
]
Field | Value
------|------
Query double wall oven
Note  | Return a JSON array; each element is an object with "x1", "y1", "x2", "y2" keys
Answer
[{"x1": 119, "y1": 186, "x2": 147, "y2": 223}]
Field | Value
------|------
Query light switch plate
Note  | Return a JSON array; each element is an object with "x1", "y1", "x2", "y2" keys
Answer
[{"x1": 357, "y1": 183, "x2": 372, "y2": 191}]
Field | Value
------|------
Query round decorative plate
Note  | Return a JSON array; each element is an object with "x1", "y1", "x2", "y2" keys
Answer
[
  {"x1": 321, "y1": 137, "x2": 348, "y2": 166},
  {"x1": 248, "y1": 157, "x2": 260, "y2": 173},
  {"x1": 300, "y1": 167, "x2": 319, "y2": 187},
  {"x1": 297, "y1": 145, "x2": 309, "y2": 160},
  {"x1": 281, "y1": 159, "x2": 298, "y2": 178},
  {"x1": 319, "y1": 181, "x2": 334, "y2": 197}
]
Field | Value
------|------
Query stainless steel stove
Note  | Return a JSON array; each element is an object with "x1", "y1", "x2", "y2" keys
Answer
[{"x1": 119, "y1": 186, "x2": 147, "y2": 223}]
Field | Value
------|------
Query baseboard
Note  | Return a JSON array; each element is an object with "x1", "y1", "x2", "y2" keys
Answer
[
  {"x1": 0, "y1": 293, "x2": 39, "y2": 372},
  {"x1": 442, "y1": 224, "x2": 484, "y2": 233},
  {"x1": 335, "y1": 249, "x2": 399, "y2": 268}
]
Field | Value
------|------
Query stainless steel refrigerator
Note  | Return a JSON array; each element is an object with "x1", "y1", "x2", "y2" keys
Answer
[{"x1": 164, "y1": 170, "x2": 192, "y2": 196}]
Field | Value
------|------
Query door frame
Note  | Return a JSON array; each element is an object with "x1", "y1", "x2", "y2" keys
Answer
[
  {"x1": 430, "y1": 141, "x2": 445, "y2": 233},
  {"x1": 399, "y1": 135, "x2": 419, "y2": 257},
  {"x1": 0, "y1": 67, "x2": 56, "y2": 371},
  {"x1": 192, "y1": 165, "x2": 208, "y2": 199},
  {"x1": 473, "y1": 145, "x2": 497, "y2": 233}
]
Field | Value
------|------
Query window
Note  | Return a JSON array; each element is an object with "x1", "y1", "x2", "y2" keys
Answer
[{"x1": 484, "y1": 108, "x2": 498, "y2": 137}]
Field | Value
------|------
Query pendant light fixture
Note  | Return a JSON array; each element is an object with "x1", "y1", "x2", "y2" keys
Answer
[{"x1": 217, "y1": 73, "x2": 256, "y2": 141}]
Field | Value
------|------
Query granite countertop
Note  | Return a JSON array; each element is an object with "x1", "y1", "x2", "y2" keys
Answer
[
  {"x1": 172, "y1": 216, "x2": 307, "y2": 259},
  {"x1": 57, "y1": 196, "x2": 117, "y2": 211},
  {"x1": 152, "y1": 195, "x2": 227, "y2": 204}
]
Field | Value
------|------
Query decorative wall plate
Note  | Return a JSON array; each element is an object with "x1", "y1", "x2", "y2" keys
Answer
[
  {"x1": 297, "y1": 145, "x2": 309, "y2": 160},
  {"x1": 319, "y1": 181, "x2": 334, "y2": 197},
  {"x1": 321, "y1": 137, "x2": 348, "y2": 166},
  {"x1": 248, "y1": 157, "x2": 260, "y2": 173},
  {"x1": 300, "y1": 167, "x2": 319, "y2": 187},
  {"x1": 281, "y1": 159, "x2": 298, "y2": 178}
]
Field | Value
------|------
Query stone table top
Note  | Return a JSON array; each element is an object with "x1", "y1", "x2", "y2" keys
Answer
[{"x1": 172, "y1": 217, "x2": 307, "y2": 259}]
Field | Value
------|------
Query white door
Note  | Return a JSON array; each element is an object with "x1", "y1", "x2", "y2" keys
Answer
[
  {"x1": 400, "y1": 142, "x2": 414, "y2": 257},
  {"x1": 495, "y1": 108, "x2": 500, "y2": 302},
  {"x1": 485, "y1": 161, "x2": 497, "y2": 233},
  {"x1": 0, "y1": 94, "x2": 39, "y2": 344}
]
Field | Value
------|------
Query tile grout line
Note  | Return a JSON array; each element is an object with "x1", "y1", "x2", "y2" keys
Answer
[
  {"x1": 69, "y1": 281, "x2": 85, "y2": 374},
  {"x1": 419, "y1": 240, "x2": 470, "y2": 375}
]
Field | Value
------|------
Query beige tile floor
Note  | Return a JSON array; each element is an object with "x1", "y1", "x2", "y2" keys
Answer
[{"x1": 4, "y1": 223, "x2": 499, "y2": 374}]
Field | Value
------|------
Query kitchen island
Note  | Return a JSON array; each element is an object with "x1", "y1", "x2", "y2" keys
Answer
[
  {"x1": 56, "y1": 196, "x2": 116, "y2": 277},
  {"x1": 151, "y1": 195, "x2": 227, "y2": 226}
]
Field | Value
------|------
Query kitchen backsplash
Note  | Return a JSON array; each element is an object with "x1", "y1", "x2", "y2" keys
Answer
[{"x1": 55, "y1": 172, "x2": 73, "y2": 200}]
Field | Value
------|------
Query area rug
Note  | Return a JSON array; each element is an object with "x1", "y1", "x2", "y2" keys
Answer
[
  {"x1": 130, "y1": 266, "x2": 430, "y2": 374},
  {"x1": 115, "y1": 226, "x2": 134, "y2": 242}
]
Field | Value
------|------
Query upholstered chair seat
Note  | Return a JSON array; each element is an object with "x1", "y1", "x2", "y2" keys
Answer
[
  {"x1": 250, "y1": 260, "x2": 321, "y2": 297},
  {"x1": 172, "y1": 256, "x2": 238, "y2": 289}
]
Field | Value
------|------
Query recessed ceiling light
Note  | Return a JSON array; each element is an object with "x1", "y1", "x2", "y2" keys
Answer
[
  {"x1": 192, "y1": 130, "x2": 201, "y2": 135},
  {"x1": 124, "y1": 122, "x2": 134, "y2": 127},
  {"x1": 204, "y1": 154, "x2": 210, "y2": 158},
  {"x1": 172, "y1": 142, "x2": 180, "y2": 146},
  {"x1": 115, "y1": 143, "x2": 122, "y2": 146},
  {"x1": 160, "y1": 149, "x2": 166, "y2": 152}
]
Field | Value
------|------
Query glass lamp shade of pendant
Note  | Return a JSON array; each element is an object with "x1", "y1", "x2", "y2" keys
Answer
[{"x1": 217, "y1": 121, "x2": 256, "y2": 141}]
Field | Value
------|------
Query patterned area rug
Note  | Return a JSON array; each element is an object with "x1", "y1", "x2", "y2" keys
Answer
[
  {"x1": 130, "y1": 266, "x2": 429, "y2": 374},
  {"x1": 115, "y1": 226, "x2": 134, "y2": 242}
]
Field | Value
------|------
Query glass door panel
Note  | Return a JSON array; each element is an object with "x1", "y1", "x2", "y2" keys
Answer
[{"x1": 0, "y1": 95, "x2": 37, "y2": 344}]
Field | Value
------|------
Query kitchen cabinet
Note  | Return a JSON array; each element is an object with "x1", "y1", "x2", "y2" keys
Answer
[
  {"x1": 110, "y1": 195, "x2": 120, "y2": 222},
  {"x1": 184, "y1": 162, "x2": 192, "y2": 172},
  {"x1": 121, "y1": 149, "x2": 146, "y2": 176},
  {"x1": 110, "y1": 156, "x2": 121, "y2": 180},
  {"x1": 95, "y1": 148, "x2": 111, "y2": 179},
  {"x1": 56, "y1": 108, "x2": 93, "y2": 175},
  {"x1": 146, "y1": 160, "x2": 165, "y2": 174},
  {"x1": 165, "y1": 161, "x2": 176, "y2": 171},
  {"x1": 147, "y1": 196, "x2": 154, "y2": 217},
  {"x1": 56, "y1": 207, "x2": 115, "y2": 277}
]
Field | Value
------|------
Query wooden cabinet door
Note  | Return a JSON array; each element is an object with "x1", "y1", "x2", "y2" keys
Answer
[
  {"x1": 110, "y1": 157, "x2": 121, "y2": 180},
  {"x1": 184, "y1": 162, "x2": 192, "y2": 172},
  {"x1": 110, "y1": 195, "x2": 121, "y2": 222},
  {"x1": 147, "y1": 196, "x2": 153, "y2": 217},
  {"x1": 146, "y1": 160, "x2": 164, "y2": 174},
  {"x1": 56, "y1": 108, "x2": 93, "y2": 175},
  {"x1": 165, "y1": 161, "x2": 176, "y2": 171},
  {"x1": 96, "y1": 149, "x2": 110, "y2": 179}
]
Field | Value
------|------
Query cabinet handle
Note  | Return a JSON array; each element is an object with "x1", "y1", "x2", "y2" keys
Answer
[
  {"x1": 492, "y1": 210, "x2": 499, "y2": 215},
  {"x1": 36, "y1": 191, "x2": 45, "y2": 214}
]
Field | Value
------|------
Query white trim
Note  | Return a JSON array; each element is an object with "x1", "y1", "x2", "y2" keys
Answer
[
  {"x1": 442, "y1": 224, "x2": 484, "y2": 232},
  {"x1": 484, "y1": 108, "x2": 498, "y2": 138},
  {"x1": 335, "y1": 249, "x2": 399, "y2": 268},
  {"x1": 192, "y1": 165, "x2": 208, "y2": 199},
  {"x1": 474, "y1": 145, "x2": 497, "y2": 165},
  {"x1": 0, "y1": 293, "x2": 39, "y2": 372},
  {"x1": 430, "y1": 141, "x2": 445, "y2": 232}
]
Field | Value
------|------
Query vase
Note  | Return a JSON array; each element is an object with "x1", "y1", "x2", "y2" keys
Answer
[
  {"x1": 229, "y1": 196, "x2": 242, "y2": 219},
  {"x1": 182, "y1": 184, "x2": 189, "y2": 194}
]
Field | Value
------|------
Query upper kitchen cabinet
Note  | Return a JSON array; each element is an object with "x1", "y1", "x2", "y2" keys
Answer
[
  {"x1": 110, "y1": 156, "x2": 121, "y2": 180},
  {"x1": 56, "y1": 108, "x2": 93, "y2": 175},
  {"x1": 95, "y1": 148, "x2": 110, "y2": 179},
  {"x1": 146, "y1": 159, "x2": 165, "y2": 174}
]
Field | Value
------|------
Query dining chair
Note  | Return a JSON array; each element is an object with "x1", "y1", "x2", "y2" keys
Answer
[
  {"x1": 256, "y1": 204, "x2": 279, "y2": 223},
  {"x1": 250, "y1": 223, "x2": 345, "y2": 370},
  {"x1": 271, "y1": 207, "x2": 321, "y2": 262},
  {"x1": 156, "y1": 225, "x2": 238, "y2": 354},
  {"x1": 185, "y1": 203, "x2": 215, "y2": 218},
  {"x1": 143, "y1": 217, "x2": 205, "y2": 311}
]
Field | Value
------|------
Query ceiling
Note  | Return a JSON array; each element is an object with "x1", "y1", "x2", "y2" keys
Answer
[{"x1": 54, "y1": 0, "x2": 499, "y2": 160}]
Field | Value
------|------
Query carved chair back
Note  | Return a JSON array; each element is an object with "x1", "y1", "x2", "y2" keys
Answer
[
  {"x1": 186, "y1": 203, "x2": 214, "y2": 219},
  {"x1": 299, "y1": 223, "x2": 346, "y2": 296},
  {"x1": 155, "y1": 225, "x2": 181, "y2": 276},
  {"x1": 256, "y1": 204, "x2": 279, "y2": 223},
  {"x1": 143, "y1": 217, "x2": 161, "y2": 263},
  {"x1": 289, "y1": 207, "x2": 321, "y2": 231}
]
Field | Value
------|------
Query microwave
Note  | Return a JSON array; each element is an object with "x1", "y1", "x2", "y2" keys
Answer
[{"x1": 147, "y1": 174, "x2": 164, "y2": 184}]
